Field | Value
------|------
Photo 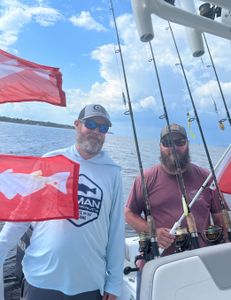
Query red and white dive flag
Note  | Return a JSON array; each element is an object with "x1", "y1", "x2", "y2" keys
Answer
[
  {"x1": 215, "y1": 146, "x2": 231, "y2": 194},
  {"x1": 0, "y1": 155, "x2": 79, "y2": 221},
  {"x1": 0, "y1": 49, "x2": 66, "y2": 106}
]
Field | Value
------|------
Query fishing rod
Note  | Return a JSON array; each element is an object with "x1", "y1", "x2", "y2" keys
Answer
[
  {"x1": 203, "y1": 33, "x2": 231, "y2": 127},
  {"x1": 149, "y1": 41, "x2": 199, "y2": 250},
  {"x1": 170, "y1": 144, "x2": 231, "y2": 233},
  {"x1": 109, "y1": 0, "x2": 160, "y2": 261},
  {"x1": 168, "y1": 22, "x2": 231, "y2": 242}
]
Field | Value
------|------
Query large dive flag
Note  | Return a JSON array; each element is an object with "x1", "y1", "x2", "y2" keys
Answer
[
  {"x1": 216, "y1": 145, "x2": 231, "y2": 194},
  {"x1": 0, "y1": 155, "x2": 79, "y2": 221},
  {"x1": 0, "y1": 49, "x2": 66, "y2": 106}
]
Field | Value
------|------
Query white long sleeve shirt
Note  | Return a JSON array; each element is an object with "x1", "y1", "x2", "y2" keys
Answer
[{"x1": 0, "y1": 145, "x2": 125, "y2": 297}]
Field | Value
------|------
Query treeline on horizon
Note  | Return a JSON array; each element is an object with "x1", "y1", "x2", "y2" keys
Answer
[{"x1": 0, "y1": 116, "x2": 75, "y2": 130}]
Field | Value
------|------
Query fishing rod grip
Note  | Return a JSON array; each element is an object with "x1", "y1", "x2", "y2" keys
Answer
[
  {"x1": 221, "y1": 209, "x2": 231, "y2": 242},
  {"x1": 228, "y1": 231, "x2": 231, "y2": 243},
  {"x1": 186, "y1": 213, "x2": 200, "y2": 249},
  {"x1": 147, "y1": 215, "x2": 160, "y2": 258},
  {"x1": 190, "y1": 233, "x2": 200, "y2": 249},
  {"x1": 150, "y1": 239, "x2": 160, "y2": 258}
]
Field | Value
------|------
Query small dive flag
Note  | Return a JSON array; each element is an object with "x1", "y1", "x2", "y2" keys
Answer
[
  {"x1": 215, "y1": 145, "x2": 231, "y2": 194},
  {"x1": 0, "y1": 49, "x2": 66, "y2": 106},
  {"x1": 0, "y1": 155, "x2": 79, "y2": 221}
]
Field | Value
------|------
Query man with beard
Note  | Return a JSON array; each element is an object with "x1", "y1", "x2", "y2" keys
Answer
[
  {"x1": 125, "y1": 123, "x2": 225, "y2": 256},
  {"x1": 0, "y1": 104, "x2": 124, "y2": 300}
]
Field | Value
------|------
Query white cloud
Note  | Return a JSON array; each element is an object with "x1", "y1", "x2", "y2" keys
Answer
[
  {"x1": 29, "y1": 7, "x2": 63, "y2": 26},
  {"x1": 194, "y1": 80, "x2": 231, "y2": 110},
  {"x1": 0, "y1": 1, "x2": 230, "y2": 135},
  {"x1": 0, "y1": 31, "x2": 18, "y2": 50},
  {"x1": 69, "y1": 11, "x2": 107, "y2": 32},
  {"x1": 84, "y1": 10, "x2": 231, "y2": 120},
  {"x1": 0, "y1": 1, "x2": 62, "y2": 49},
  {"x1": 131, "y1": 96, "x2": 157, "y2": 111},
  {"x1": 0, "y1": 6, "x2": 31, "y2": 32},
  {"x1": 67, "y1": 80, "x2": 125, "y2": 113}
]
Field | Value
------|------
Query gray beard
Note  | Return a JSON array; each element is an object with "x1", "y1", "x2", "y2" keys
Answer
[
  {"x1": 77, "y1": 134, "x2": 103, "y2": 155},
  {"x1": 160, "y1": 147, "x2": 190, "y2": 173}
]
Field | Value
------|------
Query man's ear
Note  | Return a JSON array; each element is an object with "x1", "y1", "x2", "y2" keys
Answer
[{"x1": 74, "y1": 120, "x2": 79, "y2": 128}]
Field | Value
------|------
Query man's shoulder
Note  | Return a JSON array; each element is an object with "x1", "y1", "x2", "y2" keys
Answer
[
  {"x1": 43, "y1": 145, "x2": 73, "y2": 157},
  {"x1": 91, "y1": 150, "x2": 122, "y2": 170},
  {"x1": 188, "y1": 163, "x2": 209, "y2": 177},
  {"x1": 146, "y1": 164, "x2": 161, "y2": 172},
  {"x1": 144, "y1": 164, "x2": 161, "y2": 176}
]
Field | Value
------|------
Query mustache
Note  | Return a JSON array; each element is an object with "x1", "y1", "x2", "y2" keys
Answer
[
  {"x1": 87, "y1": 132, "x2": 102, "y2": 140},
  {"x1": 160, "y1": 148, "x2": 190, "y2": 172}
]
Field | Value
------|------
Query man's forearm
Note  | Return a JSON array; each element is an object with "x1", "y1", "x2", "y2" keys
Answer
[{"x1": 125, "y1": 208, "x2": 148, "y2": 233}]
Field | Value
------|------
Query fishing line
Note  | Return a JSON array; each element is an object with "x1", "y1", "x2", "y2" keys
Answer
[
  {"x1": 203, "y1": 33, "x2": 231, "y2": 126},
  {"x1": 200, "y1": 56, "x2": 226, "y2": 130},
  {"x1": 168, "y1": 22, "x2": 231, "y2": 241},
  {"x1": 113, "y1": 44, "x2": 128, "y2": 109},
  {"x1": 174, "y1": 60, "x2": 196, "y2": 139},
  {"x1": 143, "y1": 43, "x2": 163, "y2": 120},
  {"x1": 109, "y1": 0, "x2": 160, "y2": 259},
  {"x1": 148, "y1": 39, "x2": 199, "y2": 250}
]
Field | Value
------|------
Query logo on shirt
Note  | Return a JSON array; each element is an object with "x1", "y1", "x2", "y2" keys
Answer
[{"x1": 68, "y1": 174, "x2": 103, "y2": 227}]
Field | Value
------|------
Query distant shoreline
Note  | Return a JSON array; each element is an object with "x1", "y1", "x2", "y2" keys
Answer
[{"x1": 0, "y1": 116, "x2": 75, "y2": 130}]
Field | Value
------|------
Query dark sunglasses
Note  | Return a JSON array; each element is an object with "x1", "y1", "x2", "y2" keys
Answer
[
  {"x1": 161, "y1": 138, "x2": 187, "y2": 148},
  {"x1": 80, "y1": 119, "x2": 109, "y2": 134}
]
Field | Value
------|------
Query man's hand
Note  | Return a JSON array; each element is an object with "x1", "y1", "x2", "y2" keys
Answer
[
  {"x1": 157, "y1": 227, "x2": 175, "y2": 249},
  {"x1": 102, "y1": 292, "x2": 117, "y2": 300}
]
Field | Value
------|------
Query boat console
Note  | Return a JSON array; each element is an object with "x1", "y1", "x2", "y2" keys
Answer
[{"x1": 140, "y1": 243, "x2": 231, "y2": 300}]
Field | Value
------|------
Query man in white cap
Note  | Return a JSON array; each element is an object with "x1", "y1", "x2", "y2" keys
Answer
[{"x1": 0, "y1": 104, "x2": 124, "y2": 300}]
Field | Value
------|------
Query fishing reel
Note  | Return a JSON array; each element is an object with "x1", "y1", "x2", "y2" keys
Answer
[
  {"x1": 164, "y1": 0, "x2": 175, "y2": 5},
  {"x1": 134, "y1": 232, "x2": 154, "y2": 264},
  {"x1": 199, "y1": 3, "x2": 222, "y2": 20},
  {"x1": 124, "y1": 232, "x2": 154, "y2": 275},
  {"x1": 174, "y1": 226, "x2": 192, "y2": 253},
  {"x1": 203, "y1": 225, "x2": 224, "y2": 246}
]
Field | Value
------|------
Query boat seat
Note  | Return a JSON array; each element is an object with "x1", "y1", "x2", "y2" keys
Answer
[{"x1": 140, "y1": 243, "x2": 231, "y2": 300}]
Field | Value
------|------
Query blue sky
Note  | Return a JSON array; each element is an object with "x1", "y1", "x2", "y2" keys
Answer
[{"x1": 0, "y1": 0, "x2": 230, "y2": 146}]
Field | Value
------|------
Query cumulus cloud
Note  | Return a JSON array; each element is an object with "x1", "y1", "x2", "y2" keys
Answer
[
  {"x1": 194, "y1": 80, "x2": 231, "y2": 112},
  {"x1": 0, "y1": 0, "x2": 230, "y2": 132},
  {"x1": 0, "y1": 1, "x2": 62, "y2": 49},
  {"x1": 69, "y1": 11, "x2": 107, "y2": 32},
  {"x1": 80, "y1": 8, "x2": 230, "y2": 119},
  {"x1": 29, "y1": 7, "x2": 63, "y2": 26}
]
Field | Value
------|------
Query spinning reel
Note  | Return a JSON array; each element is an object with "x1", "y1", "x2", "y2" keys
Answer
[
  {"x1": 134, "y1": 232, "x2": 154, "y2": 263},
  {"x1": 203, "y1": 225, "x2": 224, "y2": 246},
  {"x1": 174, "y1": 224, "x2": 224, "y2": 254},
  {"x1": 124, "y1": 232, "x2": 154, "y2": 275},
  {"x1": 174, "y1": 226, "x2": 192, "y2": 253}
]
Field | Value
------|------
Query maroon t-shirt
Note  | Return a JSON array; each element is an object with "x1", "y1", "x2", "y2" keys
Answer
[{"x1": 126, "y1": 163, "x2": 223, "y2": 255}]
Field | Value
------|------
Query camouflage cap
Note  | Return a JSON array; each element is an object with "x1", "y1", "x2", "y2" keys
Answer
[{"x1": 160, "y1": 124, "x2": 187, "y2": 139}]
